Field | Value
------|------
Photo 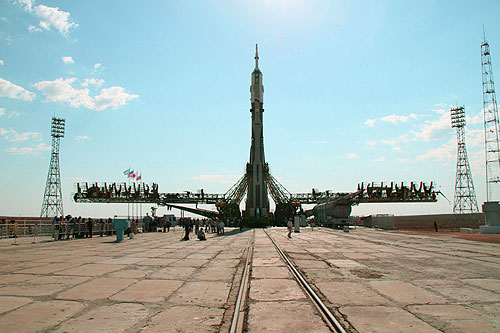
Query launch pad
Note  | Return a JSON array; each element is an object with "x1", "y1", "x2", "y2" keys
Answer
[{"x1": 74, "y1": 45, "x2": 439, "y2": 225}]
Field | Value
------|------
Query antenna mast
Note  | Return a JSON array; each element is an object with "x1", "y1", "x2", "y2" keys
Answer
[{"x1": 481, "y1": 30, "x2": 500, "y2": 201}]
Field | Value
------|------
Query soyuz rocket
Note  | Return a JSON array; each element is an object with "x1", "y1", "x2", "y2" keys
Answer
[{"x1": 247, "y1": 44, "x2": 269, "y2": 218}]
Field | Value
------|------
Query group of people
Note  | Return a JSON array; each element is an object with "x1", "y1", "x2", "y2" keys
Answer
[
  {"x1": 141, "y1": 214, "x2": 174, "y2": 233},
  {"x1": 179, "y1": 217, "x2": 226, "y2": 241},
  {"x1": 52, "y1": 216, "x2": 116, "y2": 241}
]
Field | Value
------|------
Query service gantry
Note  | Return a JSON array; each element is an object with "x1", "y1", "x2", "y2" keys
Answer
[{"x1": 74, "y1": 46, "x2": 439, "y2": 224}]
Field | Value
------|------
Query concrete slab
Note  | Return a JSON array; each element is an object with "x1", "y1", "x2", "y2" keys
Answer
[
  {"x1": 148, "y1": 266, "x2": 198, "y2": 280},
  {"x1": 249, "y1": 279, "x2": 306, "y2": 301},
  {"x1": 414, "y1": 279, "x2": 500, "y2": 302},
  {"x1": 141, "y1": 305, "x2": 225, "y2": 332},
  {"x1": 316, "y1": 281, "x2": 389, "y2": 306},
  {"x1": 253, "y1": 257, "x2": 285, "y2": 267},
  {"x1": 369, "y1": 280, "x2": 446, "y2": 305},
  {"x1": 0, "y1": 300, "x2": 85, "y2": 332},
  {"x1": 56, "y1": 277, "x2": 136, "y2": 301},
  {"x1": 408, "y1": 304, "x2": 500, "y2": 332},
  {"x1": 168, "y1": 281, "x2": 231, "y2": 307},
  {"x1": 0, "y1": 296, "x2": 32, "y2": 314},
  {"x1": 191, "y1": 266, "x2": 237, "y2": 281},
  {"x1": 107, "y1": 266, "x2": 155, "y2": 278},
  {"x1": 326, "y1": 259, "x2": 366, "y2": 268},
  {"x1": 111, "y1": 279, "x2": 183, "y2": 303},
  {"x1": 247, "y1": 300, "x2": 330, "y2": 332},
  {"x1": 54, "y1": 303, "x2": 149, "y2": 333},
  {"x1": 251, "y1": 266, "x2": 292, "y2": 279},
  {"x1": 463, "y1": 278, "x2": 500, "y2": 292},
  {"x1": 55, "y1": 263, "x2": 125, "y2": 276},
  {"x1": 340, "y1": 305, "x2": 440, "y2": 332}
]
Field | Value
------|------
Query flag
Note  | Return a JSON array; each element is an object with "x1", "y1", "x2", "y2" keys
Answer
[
  {"x1": 136, "y1": 174, "x2": 142, "y2": 181},
  {"x1": 123, "y1": 168, "x2": 130, "y2": 176},
  {"x1": 128, "y1": 170, "x2": 134, "y2": 178}
]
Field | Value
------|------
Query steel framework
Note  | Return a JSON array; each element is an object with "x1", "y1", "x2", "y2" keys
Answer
[
  {"x1": 41, "y1": 117, "x2": 65, "y2": 218},
  {"x1": 451, "y1": 106, "x2": 479, "y2": 213},
  {"x1": 481, "y1": 31, "x2": 500, "y2": 201}
]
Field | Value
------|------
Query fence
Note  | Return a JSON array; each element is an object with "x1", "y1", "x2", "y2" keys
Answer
[
  {"x1": 0, "y1": 220, "x2": 53, "y2": 240},
  {"x1": 0, "y1": 220, "x2": 118, "y2": 241}
]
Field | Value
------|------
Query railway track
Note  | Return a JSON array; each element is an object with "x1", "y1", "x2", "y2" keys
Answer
[
  {"x1": 229, "y1": 228, "x2": 347, "y2": 332},
  {"x1": 263, "y1": 229, "x2": 347, "y2": 333},
  {"x1": 229, "y1": 229, "x2": 254, "y2": 333}
]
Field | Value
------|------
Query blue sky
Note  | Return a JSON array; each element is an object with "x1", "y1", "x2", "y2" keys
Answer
[{"x1": 1, "y1": 0, "x2": 499, "y2": 218}]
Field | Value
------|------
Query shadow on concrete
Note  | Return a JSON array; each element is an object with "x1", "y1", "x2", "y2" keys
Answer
[{"x1": 214, "y1": 228, "x2": 251, "y2": 237}]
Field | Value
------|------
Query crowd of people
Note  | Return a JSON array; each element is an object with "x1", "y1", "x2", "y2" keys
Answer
[
  {"x1": 48, "y1": 213, "x2": 245, "y2": 242},
  {"x1": 51, "y1": 215, "x2": 118, "y2": 241}
]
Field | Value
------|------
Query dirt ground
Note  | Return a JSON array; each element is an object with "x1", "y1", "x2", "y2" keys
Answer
[{"x1": 387, "y1": 230, "x2": 500, "y2": 244}]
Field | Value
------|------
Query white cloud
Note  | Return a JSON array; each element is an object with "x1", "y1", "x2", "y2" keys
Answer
[
  {"x1": 34, "y1": 78, "x2": 92, "y2": 108},
  {"x1": 193, "y1": 174, "x2": 239, "y2": 184},
  {"x1": 0, "y1": 60, "x2": 4, "y2": 66},
  {"x1": 0, "y1": 32, "x2": 13, "y2": 44},
  {"x1": 416, "y1": 140, "x2": 455, "y2": 162},
  {"x1": 0, "y1": 77, "x2": 36, "y2": 101},
  {"x1": 33, "y1": 5, "x2": 78, "y2": 36},
  {"x1": 6, "y1": 143, "x2": 51, "y2": 156},
  {"x1": 381, "y1": 114, "x2": 410, "y2": 125},
  {"x1": 412, "y1": 112, "x2": 451, "y2": 142},
  {"x1": 364, "y1": 118, "x2": 376, "y2": 128},
  {"x1": 396, "y1": 157, "x2": 413, "y2": 164},
  {"x1": 366, "y1": 140, "x2": 376, "y2": 147},
  {"x1": 92, "y1": 86, "x2": 139, "y2": 111},
  {"x1": 8, "y1": 111, "x2": 20, "y2": 118},
  {"x1": 0, "y1": 108, "x2": 4, "y2": 116},
  {"x1": 81, "y1": 78, "x2": 104, "y2": 88},
  {"x1": 381, "y1": 138, "x2": 397, "y2": 146},
  {"x1": 27, "y1": 25, "x2": 40, "y2": 32},
  {"x1": 344, "y1": 153, "x2": 358, "y2": 159},
  {"x1": 62, "y1": 56, "x2": 74, "y2": 64},
  {"x1": 13, "y1": 0, "x2": 33, "y2": 12},
  {"x1": 34, "y1": 77, "x2": 138, "y2": 111},
  {"x1": 0, "y1": 127, "x2": 41, "y2": 142},
  {"x1": 467, "y1": 112, "x2": 482, "y2": 125},
  {"x1": 27, "y1": 24, "x2": 42, "y2": 33},
  {"x1": 374, "y1": 156, "x2": 385, "y2": 162},
  {"x1": 75, "y1": 135, "x2": 88, "y2": 141}
]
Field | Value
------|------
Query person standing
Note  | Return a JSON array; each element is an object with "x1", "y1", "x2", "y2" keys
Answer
[
  {"x1": 182, "y1": 218, "x2": 190, "y2": 241},
  {"x1": 52, "y1": 216, "x2": 60, "y2": 241},
  {"x1": 87, "y1": 218, "x2": 93, "y2": 238},
  {"x1": 287, "y1": 218, "x2": 293, "y2": 239},
  {"x1": 99, "y1": 218, "x2": 105, "y2": 237}
]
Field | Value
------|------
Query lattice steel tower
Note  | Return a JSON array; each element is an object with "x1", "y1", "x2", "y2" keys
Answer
[
  {"x1": 41, "y1": 117, "x2": 65, "y2": 218},
  {"x1": 481, "y1": 31, "x2": 500, "y2": 202},
  {"x1": 451, "y1": 106, "x2": 479, "y2": 213}
]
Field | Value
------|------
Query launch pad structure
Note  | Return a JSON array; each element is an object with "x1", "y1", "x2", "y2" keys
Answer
[{"x1": 74, "y1": 45, "x2": 439, "y2": 226}]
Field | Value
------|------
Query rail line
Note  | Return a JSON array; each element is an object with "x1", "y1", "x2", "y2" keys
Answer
[
  {"x1": 229, "y1": 229, "x2": 254, "y2": 333},
  {"x1": 264, "y1": 229, "x2": 347, "y2": 333}
]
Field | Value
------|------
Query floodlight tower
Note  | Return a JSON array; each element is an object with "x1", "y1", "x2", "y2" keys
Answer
[
  {"x1": 41, "y1": 117, "x2": 65, "y2": 218},
  {"x1": 481, "y1": 31, "x2": 500, "y2": 201},
  {"x1": 450, "y1": 106, "x2": 479, "y2": 214}
]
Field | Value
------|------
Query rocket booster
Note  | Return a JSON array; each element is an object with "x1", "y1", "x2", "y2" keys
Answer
[{"x1": 250, "y1": 44, "x2": 264, "y2": 105}]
